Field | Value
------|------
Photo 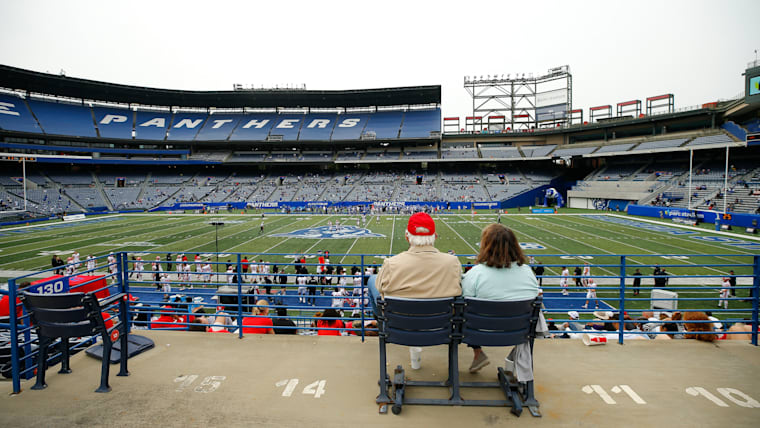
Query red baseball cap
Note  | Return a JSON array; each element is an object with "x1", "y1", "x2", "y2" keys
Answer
[{"x1": 407, "y1": 212, "x2": 436, "y2": 236}]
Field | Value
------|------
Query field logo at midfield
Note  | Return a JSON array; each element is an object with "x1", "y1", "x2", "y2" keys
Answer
[
  {"x1": 520, "y1": 243, "x2": 546, "y2": 250},
  {"x1": 271, "y1": 225, "x2": 385, "y2": 239}
]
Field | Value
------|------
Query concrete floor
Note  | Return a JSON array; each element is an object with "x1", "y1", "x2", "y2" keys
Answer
[{"x1": 1, "y1": 331, "x2": 759, "y2": 427}]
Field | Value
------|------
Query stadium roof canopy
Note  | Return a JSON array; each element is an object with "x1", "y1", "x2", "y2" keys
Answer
[{"x1": 0, "y1": 65, "x2": 440, "y2": 108}]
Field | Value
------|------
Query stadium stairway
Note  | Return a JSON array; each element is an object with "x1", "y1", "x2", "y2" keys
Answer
[
  {"x1": 1, "y1": 331, "x2": 757, "y2": 426},
  {"x1": 135, "y1": 172, "x2": 151, "y2": 203},
  {"x1": 91, "y1": 172, "x2": 113, "y2": 211},
  {"x1": 42, "y1": 171, "x2": 86, "y2": 213},
  {"x1": 624, "y1": 162, "x2": 653, "y2": 182}
]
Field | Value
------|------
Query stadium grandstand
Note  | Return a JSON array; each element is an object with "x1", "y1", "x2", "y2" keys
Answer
[
  {"x1": 1, "y1": 63, "x2": 759, "y2": 221},
  {"x1": 1, "y1": 61, "x2": 760, "y2": 427}
]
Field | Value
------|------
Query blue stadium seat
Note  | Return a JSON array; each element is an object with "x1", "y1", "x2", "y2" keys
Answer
[
  {"x1": 376, "y1": 295, "x2": 542, "y2": 417},
  {"x1": 134, "y1": 111, "x2": 172, "y2": 140},
  {"x1": 269, "y1": 115, "x2": 305, "y2": 141},
  {"x1": 195, "y1": 114, "x2": 243, "y2": 141},
  {"x1": 167, "y1": 113, "x2": 208, "y2": 141},
  {"x1": 93, "y1": 107, "x2": 134, "y2": 139},
  {"x1": 21, "y1": 290, "x2": 130, "y2": 393},
  {"x1": 229, "y1": 114, "x2": 278, "y2": 141},
  {"x1": 298, "y1": 114, "x2": 337, "y2": 141},
  {"x1": 364, "y1": 111, "x2": 403, "y2": 139},
  {"x1": 0, "y1": 94, "x2": 43, "y2": 134},
  {"x1": 27, "y1": 99, "x2": 97, "y2": 137},
  {"x1": 400, "y1": 109, "x2": 441, "y2": 139},
  {"x1": 331, "y1": 114, "x2": 369, "y2": 140}
]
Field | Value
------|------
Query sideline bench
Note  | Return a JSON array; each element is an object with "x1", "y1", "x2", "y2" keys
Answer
[
  {"x1": 376, "y1": 296, "x2": 542, "y2": 416},
  {"x1": 21, "y1": 291, "x2": 130, "y2": 393}
]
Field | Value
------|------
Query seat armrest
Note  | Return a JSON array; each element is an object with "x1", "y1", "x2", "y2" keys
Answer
[{"x1": 98, "y1": 293, "x2": 126, "y2": 309}]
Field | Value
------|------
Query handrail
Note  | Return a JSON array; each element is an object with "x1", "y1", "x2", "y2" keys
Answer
[{"x1": 3, "y1": 252, "x2": 758, "y2": 394}]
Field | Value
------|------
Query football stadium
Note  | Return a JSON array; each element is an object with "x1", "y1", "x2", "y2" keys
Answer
[{"x1": 1, "y1": 2, "x2": 759, "y2": 426}]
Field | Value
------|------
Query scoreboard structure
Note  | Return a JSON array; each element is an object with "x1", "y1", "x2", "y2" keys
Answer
[
  {"x1": 463, "y1": 65, "x2": 572, "y2": 131},
  {"x1": 745, "y1": 60, "x2": 760, "y2": 105}
]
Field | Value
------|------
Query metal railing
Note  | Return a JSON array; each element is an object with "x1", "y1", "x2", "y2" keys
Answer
[{"x1": 2, "y1": 252, "x2": 758, "y2": 394}]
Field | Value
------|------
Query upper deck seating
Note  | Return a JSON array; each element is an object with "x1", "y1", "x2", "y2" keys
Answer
[
  {"x1": 268, "y1": 115, "x2": 307, "y2": 141},
  {"x1": 686, "y1": 133, "x2": 733, "y2": 147},
  {"x1": 363, "y1": 111, "x2": 403, "y2": 139},
  {"x1": 480, "y1": 146, "x2": 521, "y2": 159},
  {"x1": 0, "y1": 94, "x2": 43, "y2": 133},
  {"x1": 134, "y1": 110, "x2": 172, "y2": 140},
  {"x1": 298, "y1": 114, "x2": 338, "y2": 141},
  {"x1": 594, "y1": 143, "x2": 635, "y2": 154},
  {"x1": 632, "y1": 138, "x2": 688, "y2": 151},
  {"x1": 552, "y1": 146, "x2": 598, "y2": 157},
  {"x1": 331, "y1": 114, "x2": 370, "y2": 140},
  {"x1": 93, "y1": 107, "x2": 133, "y2": 139},
  {"x1": 441, "y1": 147, "x2": 478, "y2": 159},
  {"x1": 399, "y1": 109, "x2": 441, "y2": 139},
  {"x1": 521, "y1": 145, "x2": 556, "y2": 158},
  {"x1": 27, "y1": 99, "x2": 96, "y2": 137},
  {"x1": 166, "y1": 113, "x2": 207, "y2": 141},
  {"x1": 195, "y1": 114, "x2": 243, "y2": 141}
]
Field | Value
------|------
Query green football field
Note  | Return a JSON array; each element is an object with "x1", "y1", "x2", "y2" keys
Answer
[{"x1": 1, "y1": 211, "x2": 758, "y2": 318}]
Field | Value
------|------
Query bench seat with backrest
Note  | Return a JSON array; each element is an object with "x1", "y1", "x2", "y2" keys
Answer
[{"x1": 375, "y1": 295, "x2": 542, "y2": 417}]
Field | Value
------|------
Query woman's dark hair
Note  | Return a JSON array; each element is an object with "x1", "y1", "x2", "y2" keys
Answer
[{"x1": 475, "y1": 224, "x2": 527, "y2": 268}]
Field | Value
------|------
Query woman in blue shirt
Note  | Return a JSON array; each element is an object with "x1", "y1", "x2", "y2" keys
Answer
[{"x1": 462, "y1": 223, "x2": 539, "y2": 373}]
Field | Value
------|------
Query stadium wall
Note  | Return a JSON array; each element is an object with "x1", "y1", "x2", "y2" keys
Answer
[
  {"x1": 627, "y1": 205, "x2": 760, "y2": 228},
  {"x1": 148, "y1": 201, "x2": 500, "y2": 212}
]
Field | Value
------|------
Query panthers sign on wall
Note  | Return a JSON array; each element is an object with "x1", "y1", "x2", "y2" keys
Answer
[{"x1": 270, "y1": 225, "x2": 385, "y2": 239}]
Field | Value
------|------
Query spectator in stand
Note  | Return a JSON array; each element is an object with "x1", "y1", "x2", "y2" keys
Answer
[
  {"x1": 462, "y1": 223, "x2": 539, "y2": 376},
  {"x1": 370, "y1": 212, "x2": 461, "y2": 306},
  {"x1": 241, "y1": 299, "x2": 274, "y2": 334},
  {"x1": 272, "y1": 307, "x2": 297, "y2": 335},
  {"x1": 315, "y1": 308, "x2": 344, "y2": 336},
  {"x1": 207, "y1": 307, "x2": 233, "y2": 333},
  {"x1": 150, "y1": 306, "x2": 185, "y2": 329}
]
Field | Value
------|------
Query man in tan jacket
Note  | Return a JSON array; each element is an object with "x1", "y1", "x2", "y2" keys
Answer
[{"x1": 368, "y1": 212, "x2": 462, "y2": 311}]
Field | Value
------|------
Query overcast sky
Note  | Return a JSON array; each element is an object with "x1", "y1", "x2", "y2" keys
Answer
[{"x1": 0, "y1": 0, "x2": 757, "y2": 119}]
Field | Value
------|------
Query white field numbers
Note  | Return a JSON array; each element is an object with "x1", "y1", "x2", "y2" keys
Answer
[
  {"x1": 276, "y1": 379, "x2": 326, "y2": 398},
  {"x1": 174, "y1": 375, "x2": 226, "y2": 393},
  {"x1": 584, "y1": 384, "x2": 759, "y2": 408}
]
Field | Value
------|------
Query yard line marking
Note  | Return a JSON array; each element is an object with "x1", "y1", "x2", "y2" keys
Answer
[
  {"x1": 437, "y1": 217, "x2": 478, "y2": 253},
  {"x1": 550, "y1": 216, "x2": 730, "y2": 277},
  {"x1": 389, "y1": 215, "x2": 396, "y2": 255},
  {"x1": 573, "y1": 215, "x2": 756, "y2": 256},
  {"x1": 498, "y1": 215, "x2": 623, "y2": 276},
  {"x1": 205, "y1": 216, "x2": 319, "y2": 253},
  {"x1": 0, "y1": 217, "x2": 212, "y2": 270},
  {"x1": 0, "y1": 216, "x2": 163, "y2": 249}
]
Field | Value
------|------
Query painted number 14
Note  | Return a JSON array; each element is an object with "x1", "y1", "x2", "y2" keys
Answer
[{"x1": 276, "y1": 379, "x2": 326, "y2": 398}]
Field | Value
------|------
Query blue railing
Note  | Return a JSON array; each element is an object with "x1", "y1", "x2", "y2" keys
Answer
[{"x1": 2, "y1": 252, "x2": 758, "y2": 394}]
